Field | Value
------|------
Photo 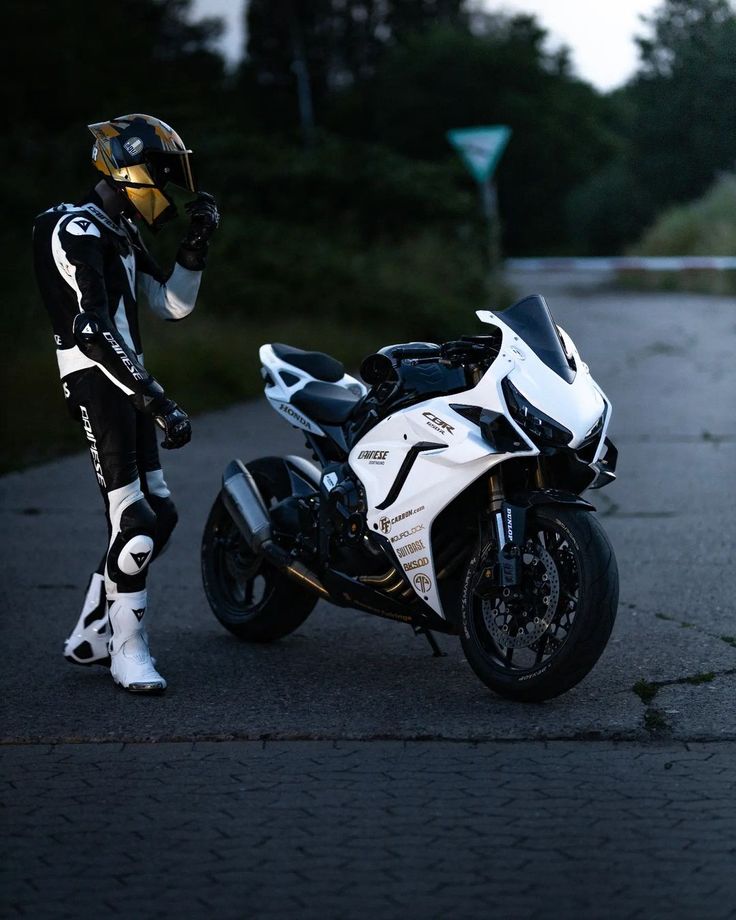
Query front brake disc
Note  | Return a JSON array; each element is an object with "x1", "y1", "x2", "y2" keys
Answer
[{"x1": 481, "y1": 546, "x2": 560, "y2": 648}]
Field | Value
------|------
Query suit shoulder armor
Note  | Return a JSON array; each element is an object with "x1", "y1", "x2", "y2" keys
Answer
[{"x1": 60, "y1": 212, "x2": 103, "y2": 239}]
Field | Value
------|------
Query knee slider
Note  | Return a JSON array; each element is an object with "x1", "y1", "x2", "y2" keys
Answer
[
  {"x1": 107, "y1": 498, "x2": 157, "y2": 585},
  {"x1": 148, "y1": 494, "x2": 178, "y2": 557}
]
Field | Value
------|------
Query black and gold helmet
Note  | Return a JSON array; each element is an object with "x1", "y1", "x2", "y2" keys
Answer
[{"x1": 88, "y1": 114, "x2": 196, "y2": 229}]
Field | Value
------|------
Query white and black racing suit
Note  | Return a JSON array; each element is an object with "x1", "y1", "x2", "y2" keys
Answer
[{"x1": 32, "y1": 190, "x2": 205, "y2": 665}]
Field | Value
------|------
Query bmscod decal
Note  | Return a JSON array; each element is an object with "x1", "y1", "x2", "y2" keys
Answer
[
  {"x1": 390, "y1": 523, "x2": 424, "y2": 544},
  {"x1": 403, "y1": 556, "x2": 429, "y2": 572},
  {"x1": 422, "y1": 411, "x2": 455, "y2": 436},
  {"x1": 358, "y1": 449, "x2": 389, "y2": 465},
  {"x1": 413, "y1": 573, "x2": 432, "y2": 594},
  {"x1": 379, "y1": 506, "x2": 425, "y2": 534},
  {"x1": 395, "y1": 539, "x2": 426, "y2": 559}
]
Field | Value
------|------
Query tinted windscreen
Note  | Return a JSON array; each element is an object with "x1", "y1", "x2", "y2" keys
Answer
[{"x1": 494, "y1": 294, "x2": 575, "y2": 382}]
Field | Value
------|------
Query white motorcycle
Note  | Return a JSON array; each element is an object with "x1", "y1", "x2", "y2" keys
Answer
[{"x1": 201, "y1": 294, "x2": 619, "y2": 701}]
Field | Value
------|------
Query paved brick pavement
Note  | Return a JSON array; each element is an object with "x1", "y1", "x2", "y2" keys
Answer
[{"x1": 3, "y1": 741, "x2": 735, "y2": 919}]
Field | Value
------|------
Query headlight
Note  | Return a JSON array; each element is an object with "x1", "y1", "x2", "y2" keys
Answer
[
  {"x1": 501, "y1": 378, "x2": 572, "y2": 448},
  {"x1": 582, "y1": 412, "x2": 605, "y2": 444}
]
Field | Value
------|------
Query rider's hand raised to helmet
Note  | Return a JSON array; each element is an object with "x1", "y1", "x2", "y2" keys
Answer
[{"x1": 183, "y1": 192, "x2": 220, "y2": 248}]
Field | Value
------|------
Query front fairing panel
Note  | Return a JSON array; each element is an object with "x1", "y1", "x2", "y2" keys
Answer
[{"x1": 476, "y1": 311, "x2": 608, "y2": 449}]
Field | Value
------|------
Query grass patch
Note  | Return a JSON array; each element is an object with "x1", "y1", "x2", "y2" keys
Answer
[
  {"x1": 632, "y1": 679, "x2": 659, "y2": 704},
  {"x1": 632, "y1": 671, "x2": 716, "y2": 708},
  {"x1": 622, "y1": 172, "x2": 736, "y2": 296},
  {"x1": 644, "y1": 709, "x2": 670, "y2": 733},
  {"x1": 681, "y1": 672, "x2": 715, "y2": 686},
  {"x1": 720, "y1": 636, "x2": 736, "y2": 648}
]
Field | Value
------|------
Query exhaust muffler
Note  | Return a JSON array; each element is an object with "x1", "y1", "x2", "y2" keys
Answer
[{"x1": 222, "y1": 459, "x2": 329, "y2": 599}]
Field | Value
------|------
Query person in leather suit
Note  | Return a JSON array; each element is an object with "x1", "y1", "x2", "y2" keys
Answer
[{"x1": 33, "y1": 113, "x2": 219, "y2": 693}]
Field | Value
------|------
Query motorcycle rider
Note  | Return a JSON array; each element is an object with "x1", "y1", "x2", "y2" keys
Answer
[{"x1": 32, "y1": 114, "x2": 219, "y2": 693}]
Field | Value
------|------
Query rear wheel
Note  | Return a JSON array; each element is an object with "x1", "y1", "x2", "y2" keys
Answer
[
  {"x1": 460, "y1": 506, "x2": 618, "y2": 702},
  {"x1": 201, "y1": 458, "x2": 318, "y2": 642}
]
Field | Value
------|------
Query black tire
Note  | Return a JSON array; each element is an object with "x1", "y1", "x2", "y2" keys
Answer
[
  {"x1": 201, "y1": 458, "x2": 318, "y2": 642},
  {"x1": 460, "y1": 506, "x2": 618, "y2": 702}
]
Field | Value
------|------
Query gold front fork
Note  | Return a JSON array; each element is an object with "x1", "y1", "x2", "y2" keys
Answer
[
  {"x1": 488, "y1": 467, "x2": 505, "y2": 515},
  {"x1": 534, "y1": 457, "x2": 547, "y2": 490}
]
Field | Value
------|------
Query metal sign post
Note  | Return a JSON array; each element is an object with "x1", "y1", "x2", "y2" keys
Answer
[{"x1": 447, "y1": 125, "x2": 511, "y2": 276}]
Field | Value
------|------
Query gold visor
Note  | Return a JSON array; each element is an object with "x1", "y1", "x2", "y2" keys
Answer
[
  {"x1": 124, "y1": 186, "x2": 173, "y2": 225},
  {"x1": 110, "y1": 163, "x2": 157, "y2": 187}
]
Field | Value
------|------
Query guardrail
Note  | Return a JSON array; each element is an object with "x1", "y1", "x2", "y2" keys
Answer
[{"x1": 506, "y1": 257, "x2": 736, "y2": 272}]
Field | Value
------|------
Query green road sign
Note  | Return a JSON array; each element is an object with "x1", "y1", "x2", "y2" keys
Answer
[{"x1": 447, "y1": 125, "x2": 511, "y2": 184}]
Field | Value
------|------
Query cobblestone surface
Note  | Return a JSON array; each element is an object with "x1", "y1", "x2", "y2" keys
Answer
[{"x1": 3, "y1": 740, "x2": 735, "y2": 919}]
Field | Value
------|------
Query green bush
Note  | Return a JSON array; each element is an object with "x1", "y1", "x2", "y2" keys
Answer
[
  {"x1": 632, "y1": 173, "x2": 736, "y2": 257},
  {"x1": 622, "y1": 172, "x2": 736, "y2": 295}
]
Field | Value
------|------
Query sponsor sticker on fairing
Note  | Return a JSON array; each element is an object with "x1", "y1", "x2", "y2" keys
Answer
[
  {"x1": 390, "y1": 524, "x2": 424, "y2": 543},
  {"x1": 358, "y1": 450, "x2": 390, "y2": 465},
  {"x1": 395, "y1": 539, "x2": 426, "y2": 559},
  {"x1": 378, "y1": 506, "x2": 425, "y2": 534},
  {"x1": 403, "y1": 556, "x2": 429, "y2": 572}
]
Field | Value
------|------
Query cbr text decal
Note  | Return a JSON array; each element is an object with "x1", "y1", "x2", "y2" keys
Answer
[{"x1": 422, "y1": 411, "x2": 455, "y2": 436}]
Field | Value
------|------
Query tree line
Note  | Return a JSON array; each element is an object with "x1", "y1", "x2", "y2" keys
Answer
[
  {"x1": 2, "y1": 0, "x2": 734, "y2": 471},
  {"x1": 2, "y1": 0, "x2": 735, "y2": 333},
  {"x1": 241, "y1": 0, "x2": 736, "y2": 253}
]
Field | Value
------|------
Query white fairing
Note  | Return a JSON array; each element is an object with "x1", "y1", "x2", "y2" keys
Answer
[
  {"x1": 259, "y1": 344, "x2": 367, "y2": 436},
  {"x1": 262, "y1": 312, "x2": 611, "y2": 619}
]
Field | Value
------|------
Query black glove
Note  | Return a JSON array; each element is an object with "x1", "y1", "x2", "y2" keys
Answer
[
  {"x1": 177, "y1": 192, "x2": 220, "y2": 270},
  {"x1": 152, "y1": 398, "x2": 192, "y2": 450}
]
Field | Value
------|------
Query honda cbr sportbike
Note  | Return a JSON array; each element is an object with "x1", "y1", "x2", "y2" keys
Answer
[{"x1": 202, "y1": 294, "x2": 619, "y2": 701}]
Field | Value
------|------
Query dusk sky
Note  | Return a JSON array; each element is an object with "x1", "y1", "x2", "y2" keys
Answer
[{"x1": 190, "y1": 0, "x2": 662, "y2": 92}]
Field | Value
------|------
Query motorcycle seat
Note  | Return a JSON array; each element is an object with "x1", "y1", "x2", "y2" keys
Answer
[
  {"x1": 271, "y1": 343, "x2": 345, "y2": 383},
  {"x1": 291, "y1": 381, "x2": 362, "y2": 425}
]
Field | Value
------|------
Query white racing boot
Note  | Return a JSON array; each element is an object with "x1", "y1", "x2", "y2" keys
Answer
[
  {"x1": 108, "y1": 590, "x2": 167, "y2": 693},
  {"x1": 64, "y1": 573, "x2": 111, "y2": 667}
]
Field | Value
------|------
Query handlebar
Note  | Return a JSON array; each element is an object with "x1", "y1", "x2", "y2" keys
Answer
[{"x1": 402, "y1": 338, "x2": 497, "y2": 367}]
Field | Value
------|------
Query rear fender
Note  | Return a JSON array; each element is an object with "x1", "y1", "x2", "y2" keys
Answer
[
  {"x1": 223, "y1": 455, "x2": 321, "y2": 506},
  {"x1": 283, "y1": 454, "x2": 322, "y2": 494}
]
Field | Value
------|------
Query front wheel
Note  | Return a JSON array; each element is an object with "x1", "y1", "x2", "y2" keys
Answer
[
  {"x1": 460, "y1": 506, "x2": 618, "y2": 702},
  {"x1": 201, "y1": 458, "x2": 318, "y2": 642}
]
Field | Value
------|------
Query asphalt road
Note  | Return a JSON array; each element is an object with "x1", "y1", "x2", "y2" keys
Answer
[{"x1": 2, "y1": 271, "x2": 735, "y2": 917}]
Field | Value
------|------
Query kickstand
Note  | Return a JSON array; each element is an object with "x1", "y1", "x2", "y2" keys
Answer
[{"x1": 413, "y1": 625, "x2": 447, "y2": 658}]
